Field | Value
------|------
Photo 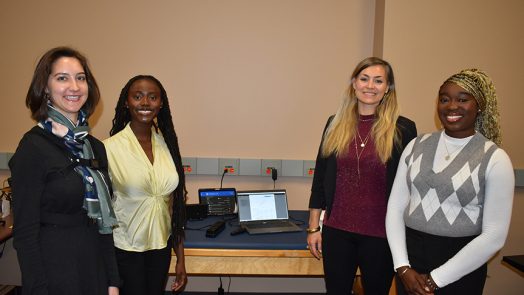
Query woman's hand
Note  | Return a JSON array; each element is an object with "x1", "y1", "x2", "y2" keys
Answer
[
  {"x1": 422, "y1": 274, "x2": 439, "y2": 294},
  {"x1": 108, "y1": 286, "x2": 119, "y2": 295},
  {"x1": 398, "y1": 268, "x2": 434, "y2": 295},
  {"x1": 307, "y1": 209, "x2": 322, "y2": 259},
  {"x1": 307, "y1": 231, "x2": 322, "y2": 259},
  {"x1": 171, "y1": 262, "x2": 188, "y2": 293}
]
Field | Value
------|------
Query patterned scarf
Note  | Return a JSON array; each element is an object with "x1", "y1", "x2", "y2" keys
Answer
[
  {"x1": 40, "y1": 104, "x2": 117, "y2": 234},
  {"x1": 444, "y1": 69, "x2": 501, "y2": 146}
]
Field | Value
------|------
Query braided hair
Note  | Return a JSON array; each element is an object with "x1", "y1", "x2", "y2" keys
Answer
[
  {"x1": 444, "y1": 69, "x2": 501, "y2": 146},
  {"x1": 109, "y1": 75, "x2": 187, "y2": 246}
]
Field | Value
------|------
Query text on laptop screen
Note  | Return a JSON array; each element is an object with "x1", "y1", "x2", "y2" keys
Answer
[
  {"x1": 198, "y1": 188, "x2": 236, "y2": 215},
  {"x1": 199, "y1": 188, "x2": 236, "y2": 198},
  {"x1": 237, "y1": 190, "x2": 289, "y2": 222}
]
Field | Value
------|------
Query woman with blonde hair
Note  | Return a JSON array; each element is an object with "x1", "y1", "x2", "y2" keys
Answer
[{"x1": 308, "y1": 57, "x2": 417, "y2": 294}]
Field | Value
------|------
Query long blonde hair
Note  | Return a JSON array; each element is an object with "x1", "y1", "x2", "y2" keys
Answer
[{"x1": 321, "y1": 57, "x2": 400, "y2": 163}]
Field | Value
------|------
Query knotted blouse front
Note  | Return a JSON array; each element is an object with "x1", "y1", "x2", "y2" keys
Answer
[{"x1": 104, "y1": 124, "x2": 179, "y2": 251}]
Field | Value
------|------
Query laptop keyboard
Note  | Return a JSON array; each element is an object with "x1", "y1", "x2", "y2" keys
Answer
[{"x1": 245, "y1": 220, "x2": 293, "y2": 229}]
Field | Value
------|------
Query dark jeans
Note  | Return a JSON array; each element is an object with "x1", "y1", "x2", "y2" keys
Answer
[
  {"x1": 396, "y1": 227, "x2": 487, "y2": 295},
  {"x1": 322, "y1": 226, "x2": 394, "y2": 295},
  {"x1": 115, "y1": 242, "x2": 172, "y2": 295}
]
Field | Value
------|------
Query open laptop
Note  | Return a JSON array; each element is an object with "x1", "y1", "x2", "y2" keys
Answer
[
  {"x1": 198, "y1": 188, "x2": 236, "y2": 216},
  {"x1": 237, "y1": 189, "x2": 302, "y2": 234}
]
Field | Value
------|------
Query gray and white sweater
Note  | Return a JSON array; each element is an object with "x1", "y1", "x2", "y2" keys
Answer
[{"x1": 386, "y1": 131, "x2": 514, "y2": 287}]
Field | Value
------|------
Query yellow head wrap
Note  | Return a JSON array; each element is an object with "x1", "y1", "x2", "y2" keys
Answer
[{"x1": 444, "y1": 69, "x2": 501, "y2": 146}]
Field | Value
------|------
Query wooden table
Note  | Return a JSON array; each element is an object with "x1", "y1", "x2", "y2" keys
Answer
[
  {"x1": 171, "y1": 248, "x2": 323, "y2": 276},
  {"x1": 169, "y1": 211, "x2": 323, "y2": 276},
  {"x1": 168, "y1": 211, "x2": 397, "y2": 294}
]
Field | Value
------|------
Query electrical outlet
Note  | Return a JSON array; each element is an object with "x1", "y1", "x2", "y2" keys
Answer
[
  {"x1": 261, "y1": 159, "x2": 282, "y2": 177},
  {"x1": 181, "y1": 157, "x2": 197, "y2": 175},
  {"x1": 303, "y1": 160, "x2": 316, "y2": 177},
  {"x1": 219, "y1": 158, "x2": 239, "y2": 176}
]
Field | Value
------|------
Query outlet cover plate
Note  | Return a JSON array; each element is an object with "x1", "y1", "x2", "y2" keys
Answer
[
  {"x1": 219, "y1": 158, "x2": 239, "y2": 176},
  {"x1": 303, "y1": 160, "x2": 316, "y2": 177},
  {"x1": 261, "y1": 159, "x2": 282, "y2": 177},
  {"x1": 182, "y1": 157, "x2": 197, "y2": 175}
]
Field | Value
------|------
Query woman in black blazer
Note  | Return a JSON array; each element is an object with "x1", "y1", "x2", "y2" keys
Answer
[{"x1": 307, "y1": 57, "x2": 417, "y2": 295}]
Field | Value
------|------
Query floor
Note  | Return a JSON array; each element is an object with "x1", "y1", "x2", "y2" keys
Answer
[
  {"x1": 175, "y1": 293, "x2": 325, "y2": 295},
  {"x1": 3, "y1": 286, "x2": 326, "y2": 295}
]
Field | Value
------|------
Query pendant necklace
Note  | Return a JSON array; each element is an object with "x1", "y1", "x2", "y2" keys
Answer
[
  {"x1": 357, "y1": 114, "x2": 373, "y2": 147},
  {"x1": 356, "y1": 129, "x2": 372, "y2": 148},
  {"x1": 354, "y1": 138, "x2": 367, "y2": 178},
  {"x1": 354, "y1": 115, "x2": 374, "y2": 177},
  {"x1": 354, "y1": 130, "x2": 372, "y2": 177},
  {"x1": 443, "y1": 138, "x2": 467, "y2": 161}
]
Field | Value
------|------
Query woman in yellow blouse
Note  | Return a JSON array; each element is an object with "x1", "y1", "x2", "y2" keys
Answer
[{"x1": 104, "y1": 75, "x2": 187, "y2": 294}]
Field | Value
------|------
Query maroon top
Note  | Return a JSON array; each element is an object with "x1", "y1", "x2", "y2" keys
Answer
[{"x1": 323, "y1": 115, "x2": 387, "y2": 238}]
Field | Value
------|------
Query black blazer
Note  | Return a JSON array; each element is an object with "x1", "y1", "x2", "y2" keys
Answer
[{"x1": 308, "y1": 115, "x2": 417, "y2": 217}]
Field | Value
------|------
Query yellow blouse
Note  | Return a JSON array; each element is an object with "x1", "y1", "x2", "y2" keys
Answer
[{"x1": 103, "y1": 124, "x2": 179, "y2": 251}]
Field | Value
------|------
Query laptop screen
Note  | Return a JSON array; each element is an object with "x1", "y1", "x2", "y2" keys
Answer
[
  {"x1": 237, "y1": 190, "x2": 289, "y2": 222},
  {"x1": 198, "y1": 188, "x2": 236, "y2": 215}
]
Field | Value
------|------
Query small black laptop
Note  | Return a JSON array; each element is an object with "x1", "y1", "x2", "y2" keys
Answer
[
  {"x1": 198, "y1": 188, "x2": 236, "y2": 216},
  {"x1": 236, "y1": 189, "x2": 302, "y2": 235}
]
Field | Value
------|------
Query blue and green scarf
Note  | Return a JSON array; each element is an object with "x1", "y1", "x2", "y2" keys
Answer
[{"x1": 40, "y1": 104, "x2": 117, "y2": 234}]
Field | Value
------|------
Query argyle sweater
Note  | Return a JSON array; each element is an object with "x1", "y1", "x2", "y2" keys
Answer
[
  {"x1": 386, "y1": 131, "x2": 514, "y2": 287},
  {"x1": 403, "y1": 132, "x2": 496, "y2": 236}
]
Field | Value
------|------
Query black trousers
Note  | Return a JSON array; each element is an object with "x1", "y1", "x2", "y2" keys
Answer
[
  {"x1": 115, "y1": 242, "x2": 172, "y2": 295},
  {"x1": 396, "y1": 227, "x2": 487, "y2": 295},
  {"x1": 322, "y1": 226, "x2": 394, "y2": 295}
]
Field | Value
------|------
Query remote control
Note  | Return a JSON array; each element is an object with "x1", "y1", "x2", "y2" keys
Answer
[{"x1": 206, "y1": 220, "x2": 226, "y2": 238}]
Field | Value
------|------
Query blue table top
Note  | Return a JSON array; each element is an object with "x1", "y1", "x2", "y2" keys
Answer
[{"x1": 184, "y1": 210, "x2": 310, "y2": 250}]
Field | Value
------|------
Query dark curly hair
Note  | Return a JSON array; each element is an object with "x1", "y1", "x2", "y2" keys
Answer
[{"x1": 109, "y1": 75, "x2": 187, "y2": 246}]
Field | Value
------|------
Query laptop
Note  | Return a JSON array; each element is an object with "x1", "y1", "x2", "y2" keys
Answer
[
  {"x1": 236, "y1": 189, "x2": 302, "y2": 234},
  {"x1": 198, "y1": 188, "x2": 237, "y2": 216}
]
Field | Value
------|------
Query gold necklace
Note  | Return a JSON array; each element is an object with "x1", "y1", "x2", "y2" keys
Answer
[
  {"x1": 354, "y1": 134, "x2": 370, "y2": 177},
  {"x1": 356, "y1": 129, "x2": 372, "y2": 148},
  {"x1": 354, "y1": 139, "x2": 361, "y2": 178},
  {"x1": 443, "y1": 138, "x2": 467, "y2": 161}
]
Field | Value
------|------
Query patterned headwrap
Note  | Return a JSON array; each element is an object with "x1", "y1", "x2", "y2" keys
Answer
[{"x1": 444, "y1": 68, "x2": 501, "y2": 146}]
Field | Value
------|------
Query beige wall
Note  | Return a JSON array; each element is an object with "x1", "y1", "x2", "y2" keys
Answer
[
  {"x1": 382, "y1": 0, "x2": 524, "y2": 166},
  {"x1": 381, "y1": 1, "x2": 524, "y2": 294},
  {"x1": 0, "y1": 0, "x2": 375, "y2": 210},
  {"x1": 1, "y1": 0, "x2": 523, "y2": 293}
]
